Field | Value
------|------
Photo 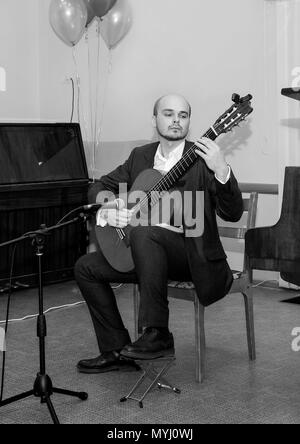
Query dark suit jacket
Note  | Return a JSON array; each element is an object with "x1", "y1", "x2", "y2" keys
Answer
[{"x1": 89, "y1": 141, "x2": 244, "y2": 306}]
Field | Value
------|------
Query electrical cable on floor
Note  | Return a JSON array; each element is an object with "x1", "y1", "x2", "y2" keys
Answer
[
  {"x1": 0, "y1": 283, "x2": 123, "y2": 325},
  {"x1": 251, "y1": 279, "x2": 279, "y2": 288},
  {"x1": 0, "y1": 301, "x2": 85, "y2": 325}
]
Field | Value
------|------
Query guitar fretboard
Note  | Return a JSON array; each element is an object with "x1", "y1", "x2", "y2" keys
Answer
[
  {"x1": 129, "y1": 128, "x2": 217, "y2": 216},
  {"x1": 143, "y1": 127, "x2": 217, "y2": 207}
]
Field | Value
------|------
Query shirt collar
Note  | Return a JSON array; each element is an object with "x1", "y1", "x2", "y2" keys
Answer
[{"x1": 156, "y1": 140, "x2": 186, "y2": 161}]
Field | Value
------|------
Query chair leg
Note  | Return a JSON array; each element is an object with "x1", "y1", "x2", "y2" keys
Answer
[
  {"x1": 248, "y1": 269, "x2": 254, "y2": 285},
  {"x1": 133, "y1": 284, "x2": 140, "y2": 341},
  {"x1": 242, "y1": 288, "x2": 256, "y2": 361},
  {"x1": 194, "y1": 294, "x2": 205, "y2": 383}
]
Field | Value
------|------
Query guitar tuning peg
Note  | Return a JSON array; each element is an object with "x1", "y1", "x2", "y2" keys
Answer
[{"x1": 232, "y1": 93, "x2": 241, "y2": 104}]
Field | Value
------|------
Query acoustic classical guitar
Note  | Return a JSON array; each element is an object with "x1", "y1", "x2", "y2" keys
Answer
[{"x1": 96, "y1": 94, "x2": 253, "y2": 273}]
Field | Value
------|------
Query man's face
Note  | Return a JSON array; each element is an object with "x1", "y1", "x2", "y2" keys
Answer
[{"x1": 153, "y1": 95, "x2": 191, "y2": 142}]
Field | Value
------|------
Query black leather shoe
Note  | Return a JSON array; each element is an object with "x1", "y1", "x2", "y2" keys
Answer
[
  {"x1": 120, "y1": 328, "x2": 175, "y2": 360},
  {"x1": 77, "y1": 351, "x2": 140, "y2": 374}
]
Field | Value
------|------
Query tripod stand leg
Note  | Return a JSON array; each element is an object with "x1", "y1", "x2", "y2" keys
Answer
[
  {"x1": 53, "y1": 388, "x2": 88, "y2": 401},
  {"x1": 45, "y1": 396, "x2": 60, "y2": 424},
  {"x1": 0, "y1": 390, "x2": 34, "y2": 407}
]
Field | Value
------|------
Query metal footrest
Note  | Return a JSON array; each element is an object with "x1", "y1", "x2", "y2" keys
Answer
[{"x1": 120, "y1": 356, "x2": 181, "y2": 408}]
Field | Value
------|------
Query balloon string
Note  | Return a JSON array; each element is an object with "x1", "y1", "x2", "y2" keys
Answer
[
  {"x1": 95, "y1": 44, "x2": 112, "y2": 176},
  {"x1": 108, "y1": 49, "x2": 113, "y2": 74},
  {"x1": 87, "y1": 28, "x2": 95, "y2": 181},
  {"x1": 72, "y1": 46, "x2": 81, "y2": 125},
  {"x1": 72, "y1": 44, "x2": 89, "y2": 159},
  {"x1": 92, "y1": 19, "x2": 102, "y2": 183}
]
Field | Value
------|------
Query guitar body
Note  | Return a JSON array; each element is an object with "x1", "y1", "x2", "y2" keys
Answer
[
  {"x1": 95, "y1": 168, "x2": 166, "y2": 273},
  {"x1": 96, "y1": 224, "x2": 134, "y2": 273}
]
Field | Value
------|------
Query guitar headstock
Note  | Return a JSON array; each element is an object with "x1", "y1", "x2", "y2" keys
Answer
[{"x1": 213, "y1": 94, "x2": 253, "y2": 136}]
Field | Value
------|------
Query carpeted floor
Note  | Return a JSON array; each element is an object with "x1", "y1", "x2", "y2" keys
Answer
[{"x1": 0, "y1": 280, "x2": 300, "y2": 424}]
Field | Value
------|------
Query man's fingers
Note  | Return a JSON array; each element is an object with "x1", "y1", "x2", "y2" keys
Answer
[
  {"x1": 195, "y1": 149, "x2": 208, "y2": 159},
  {"x1": 109, "y1": 209, "x2": 130, "y2": 216},
  {"x1": 195, "y1": 141, "x2": 208, "y2": 152},
  {"x1": 118, "y1": 209, "x2": 132, "y2": 219},
  {"x1": 106, "y1": 209, "x2": 132, "y2": 228},
  {"x1": 199, "y1": 137, "x2": 219, "y2": 151},
  {"x1": 116, "y1": 210, "x2": 132, "y2": 225},
  {"x1": 116, "y1": 198, "x2": 126, "y2": 210},
  {"x1": 201, "y1": 136, "x2": 214, "y2": 144},
  {"x1": 116, "y1": 215, "x2": 130, "y2": 223}
]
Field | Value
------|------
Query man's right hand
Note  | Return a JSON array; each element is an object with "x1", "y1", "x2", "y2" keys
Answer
[
  {"x1": 98, "y1": 199, "x2": 132, "y2": 228},
  {"x1": 100, "y1": 208, "x2": 132, "y2": 228}
]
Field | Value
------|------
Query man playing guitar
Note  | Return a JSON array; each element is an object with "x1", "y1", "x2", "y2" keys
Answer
[{"x1": 75, "y1": 94, "x2": 244, "y2": 374}]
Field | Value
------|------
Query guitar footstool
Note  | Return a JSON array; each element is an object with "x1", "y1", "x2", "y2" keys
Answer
[{"x1": 120, "y1": 355, "x2": 181, "y2": 408}]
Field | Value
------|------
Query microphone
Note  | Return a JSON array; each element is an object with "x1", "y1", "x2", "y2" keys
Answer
[{"x1": 82, "y1": 201, "x2": 120, "y2": 212}]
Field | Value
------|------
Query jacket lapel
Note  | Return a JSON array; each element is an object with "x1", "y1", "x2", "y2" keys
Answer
[
  {"x1": 142, "y1": 142, "x2": 160, "y2": 168},
  {"x1": 183, "y1": 140, "x2": 195, "y2": 155}
]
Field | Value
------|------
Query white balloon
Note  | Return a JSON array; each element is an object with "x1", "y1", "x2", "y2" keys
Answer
[
  {"x1": 100, "y1": 0, "x2": 132, "y2": 49},
  {"x1": 49, "y1": 0, "x2": 88, "y2": 47}
]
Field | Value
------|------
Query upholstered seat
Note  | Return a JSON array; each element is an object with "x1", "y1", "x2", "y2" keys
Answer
[{"x1": 168, "y1": 271, "x2": 243, "y2": 290}]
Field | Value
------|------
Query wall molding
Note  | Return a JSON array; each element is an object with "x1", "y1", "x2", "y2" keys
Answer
[{"x1": 0, "y1": 67, "x2": 6, "y2": 92}]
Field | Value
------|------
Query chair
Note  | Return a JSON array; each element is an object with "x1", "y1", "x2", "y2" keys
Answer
[
  {"x1": 246, "y1": 167, "x2": 300, "y2": 288},
  {"x1": 133, "y1": 192, "x2": 258, "y2": 383}
]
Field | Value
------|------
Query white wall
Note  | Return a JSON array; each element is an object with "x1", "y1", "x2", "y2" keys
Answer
[
  {"x1": 1, "y1": 0, "x2": 279, "y2": 186},
  {"x1": 0, "y1": 0, "x2": 284, "y2": 275},
  {"x1": 36, "y1": 0, "x2": 278, "y2": 184},
  {"x1": 0, "y1": 0, "x2": 40, "y2": 120}
]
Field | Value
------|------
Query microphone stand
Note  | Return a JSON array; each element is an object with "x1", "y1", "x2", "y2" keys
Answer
[{"x1": 0, "y1": 212, "x2": 91, "y2": 424}]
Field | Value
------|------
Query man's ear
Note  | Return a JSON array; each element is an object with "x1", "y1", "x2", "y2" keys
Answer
[{"x1": 152, "y1": 115, "x2": 157, "y2": 129}]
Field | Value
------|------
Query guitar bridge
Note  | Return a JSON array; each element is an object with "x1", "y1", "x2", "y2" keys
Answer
[
  {"x1": 116, "y1": 228, "x2": 131, "y2": 248},
  {"x1": 116, "y1": 228, "x2": 125, "y2": 240}
]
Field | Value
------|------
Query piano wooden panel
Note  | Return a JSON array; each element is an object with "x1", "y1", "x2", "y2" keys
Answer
[
  {"x1": 0, "y1": 183, "x2": 89, "y2": 287},
  {"x1": 245, "y1": 167, "x2": 300, "y2": 286},
  {"x1": 0, "y1": 123, "x2": 90, "y2": 289}
]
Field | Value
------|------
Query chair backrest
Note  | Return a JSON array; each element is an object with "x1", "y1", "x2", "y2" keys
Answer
[{"x1": 218, "y1": 192, "x2": 258, "y2": 273}]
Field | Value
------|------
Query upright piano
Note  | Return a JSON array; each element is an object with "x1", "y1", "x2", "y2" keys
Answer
[
  {"x1": 0, "y1": 123, "x2": 90, "y2": 290},
  {"x1": 245, "y1": 88, "x2": 300, "y2": 288},
  {"x1": 245, "y1": 167, "x2": 300, "y2": 287}
]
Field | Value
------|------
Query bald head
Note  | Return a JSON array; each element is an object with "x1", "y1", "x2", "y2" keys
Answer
[
  {"x1": 152, "y1": 94, "x2": 191, "y2": 142},
  {"x1": 153, "y1": 94, "x2": 191, "y2": 117}
]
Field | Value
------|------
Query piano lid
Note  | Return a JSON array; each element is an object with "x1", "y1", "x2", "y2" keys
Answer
[
  {"x1": 281, "y1": 87, "x2": 300, "y2": 101},
  {"x1": 0, "y1": 123, "x2": 88, "y2": 185}
]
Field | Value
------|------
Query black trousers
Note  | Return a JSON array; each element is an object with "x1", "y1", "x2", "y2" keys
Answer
[{"x1": 74, "y1": 226, "x2": 192, "y2": 353}]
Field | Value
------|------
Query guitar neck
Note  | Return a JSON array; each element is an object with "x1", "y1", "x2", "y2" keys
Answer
[
  {"x1": 150, "y1": 127, "x2": 217, "y2": 195},
  {"x1": 127, "y1": 128, "x2": 218, "y2": 215}
]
